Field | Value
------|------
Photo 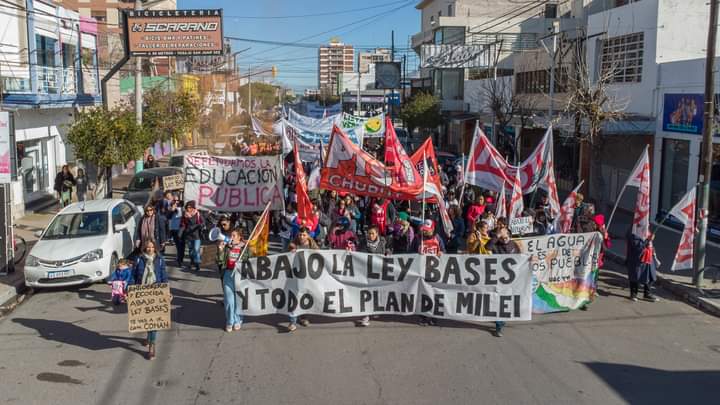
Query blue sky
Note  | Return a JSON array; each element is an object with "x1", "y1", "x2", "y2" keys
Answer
[{"x1": 178, "y1": 0, "x2": 421, "y2": 92}]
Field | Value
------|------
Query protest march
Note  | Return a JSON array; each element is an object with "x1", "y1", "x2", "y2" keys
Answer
[{"x1": 120, "y1": 108, "x2": 692, "y2": 361}]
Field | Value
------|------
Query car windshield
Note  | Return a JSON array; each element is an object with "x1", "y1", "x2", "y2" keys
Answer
[
  {"x1": 169, "y1": 156, "x2": 184, "y2": 167},
  {"x1": 128, "y1": 173, "x2": 158, "y2": 191},
  {"x1": 43, "y1": 212, "x2": 108, "y2": 239}
]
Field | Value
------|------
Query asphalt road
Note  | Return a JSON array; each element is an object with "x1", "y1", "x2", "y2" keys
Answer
[{"x1": 0, "y1": 251, "x2": 719, "y2": 405}]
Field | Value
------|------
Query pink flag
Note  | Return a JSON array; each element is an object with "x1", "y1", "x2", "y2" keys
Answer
[
  {"x1": 495, "y1": 181, "x2": 507, "y2": 219},
  {"x1": 669, "y1": 187, "x2": 696, "y2": 271},
  {"x1": 556, "y1": 181, "x2": 584, "y2": 233},
  {"x1": 628, "y1": 147, "x2": 651, "y2": 239},
  {"x1": 508, "y1": 169, "x2": 524, "y2": 220}
]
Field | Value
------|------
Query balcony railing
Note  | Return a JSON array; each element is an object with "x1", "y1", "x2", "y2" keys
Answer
[{"x1": 36, "y1": 66, "x2": 76, "y2": 94}]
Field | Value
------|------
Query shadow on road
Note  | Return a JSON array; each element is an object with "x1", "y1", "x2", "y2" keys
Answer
[
  {"x1": 583, "y1": 362, "x2": 720, "y2": 404},
  {"x1": 11, "y1": 318, "x2": 146, "y2": 357}
]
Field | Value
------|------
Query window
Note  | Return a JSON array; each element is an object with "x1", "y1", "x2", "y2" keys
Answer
[
  {"x1": 430, "y1": 15, "x2": 435, "y2": 25},
  {"x1": 35, "y1": 35, "x2": 56, "y2": 67},
  {"x1": 434, "y1": 27, "x2": 465, "y2": 45},
  {"x1": 600, "y1": 32, "x2": 644, "y2": 83},
  {"x1": 120, "y1": 203, "x2": 136, "y2": 223},
  {"x1": 44, "y1": 212, "x2": 109, "y2": 239},
  {"x1": 433, "y1": 69, "x2": 463, "y2": 101},
  {"x1": 515, "y1": 68, "x2": 569, "y2": 94},
  {"x1": 448, "y1": 4, "x2": 453, "y2": 17},
  {"x1": 659, "y1": 139, "x2": 689, "y2": 217}
]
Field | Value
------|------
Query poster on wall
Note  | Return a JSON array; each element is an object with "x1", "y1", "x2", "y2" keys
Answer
[
  {"x1": 0, "y1": 112, "x2": 10, "y2": 184},
  {"x1": 662, "y1": 93, "x2": 703, "y2": 135}
]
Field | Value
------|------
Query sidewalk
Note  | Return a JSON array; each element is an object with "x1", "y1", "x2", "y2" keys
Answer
[{"x1": 607, "y1": 210, "x2": 720, "y2": 317}]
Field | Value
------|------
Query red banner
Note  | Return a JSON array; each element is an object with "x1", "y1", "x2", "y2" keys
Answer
[{"x1": 294, "y1": 141, "x2": 314, "y2": 224}]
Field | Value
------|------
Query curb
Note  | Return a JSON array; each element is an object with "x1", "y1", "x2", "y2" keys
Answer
[
  {"x1": 605, "y1": 250, "x2": 720, "y2": 318},
  {"x1": 0, "y1": 278, "x2": 29, "y2": 317}
]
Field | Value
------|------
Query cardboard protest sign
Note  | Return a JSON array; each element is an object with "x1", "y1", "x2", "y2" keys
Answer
[
  {"x1": 127, "y1": 283, "x2": 172, "y2": 333},
  {"x1": 509, "y1": 216, "x2": 534, "y2": 235},
  {"x1": 235, "y1": 251, "x2": 532, "y2": 322},
  {"x1": 162, "y1": 174, "x2": 184, "y2": 191},
  {"x1": 515, "y1": 232, "x2": 603, "y2": 313},
  {"x1": 183, "y1": 154, "x2": 284, "y2": 212}
]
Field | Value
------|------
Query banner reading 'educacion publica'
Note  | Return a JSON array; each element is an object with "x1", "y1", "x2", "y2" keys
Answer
[{"x1": 235, "y1": 250, "x2": 532, "y2": 322}]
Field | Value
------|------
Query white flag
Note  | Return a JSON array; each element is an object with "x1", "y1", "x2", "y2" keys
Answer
[
  {"x1": 669, "y1": 187, "x2": 696, "y2": 271},
  {"x1": 555, "y1": 181, "x2": 584, "y2": 233},
  {"x1": 630, "y1": 147, "x2": 651, "y2": 239},
  {"x1": 495, "y1": 181, "x2": 507, "y2": 219},
  {"x1": 508, "y1": 169, "x2": 524, "y2": 220}
]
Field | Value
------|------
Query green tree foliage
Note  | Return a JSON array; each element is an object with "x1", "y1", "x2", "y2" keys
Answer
[
  {"x1": 143, "y1": 88, "x2": 201, "y2": 142},
  {"x1": 238, "y1": 82, "x2": 279, "y2": 111},
  {"x1": 399, "y1": 92, "x2": 444, "y2": 136},
  {"x1": 68, "y1": 105, "x2": 149, "y2": 169}
]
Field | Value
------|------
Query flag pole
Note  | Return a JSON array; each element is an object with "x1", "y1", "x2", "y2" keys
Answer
[
  {"x1": 238, "y1": 201, "x2": 272, "y2": 262},
  {"x1": 421, "y1": 150, "x2": 428, "y2": 253},
  {"x1": 607, "y1": 145, "x2": 649, "y2": 232},
  {"x1": 459, "y1": 120, "x2": 479, "y2": 205}
]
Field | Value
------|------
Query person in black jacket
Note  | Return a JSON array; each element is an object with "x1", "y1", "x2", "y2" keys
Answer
[
  {"x1": 357, "y1": 225, "x2": 392, "y2": 327},
  {"x1": 135, "y1": 204, "x2": 167, "y2": 250},
  {"x1": 179, "y1": 201, "x2": 204, "y2": 272},
  {"x1": 53, "y1": 165, "x2": 76, "y2": 207}
]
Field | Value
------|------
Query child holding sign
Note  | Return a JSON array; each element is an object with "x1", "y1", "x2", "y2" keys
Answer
[{"x1": 109, "y1": 259, "x2": 133, "y2": 305}]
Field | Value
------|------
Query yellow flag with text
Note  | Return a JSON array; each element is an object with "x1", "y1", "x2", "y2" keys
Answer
[{"x1": 247, "y1": 203, "x2": 271, "y2": 257}]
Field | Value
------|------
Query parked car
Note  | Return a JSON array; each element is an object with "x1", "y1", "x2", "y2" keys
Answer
[
  {"x1": 24, "y1": 199, "x2": 142, "y2": 288},
  {"x1": 122, "y1": 167, "x2": 182, "y2": 208},
  {"x1": 168, "y1": 148, "x2": 209, "y2": 168},
  {"x1": 436, "y1": 151, "x2": 458, "y2": 167}
]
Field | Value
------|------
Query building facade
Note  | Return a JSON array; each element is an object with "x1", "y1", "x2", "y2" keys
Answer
[
  {"x1": 318, "y1": 40, "x2": 354, "y2": 92},
  {"x1": 358, "y1": 48, "x2": 391, "y2": 74}
]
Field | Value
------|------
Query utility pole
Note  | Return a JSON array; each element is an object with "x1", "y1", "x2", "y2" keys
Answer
[
  {"x1": 694, "y1": 0, "x2": 719, "y2": 288},
  {"x1": 134, "y1": 0, "x2": 144, "y2": 173},
  {"x1": 548, "y1": 19, "x2": 559, "y2": 119},
  {"x1": 356, "y1": 55, "x2": 362, "y2": 114},
  {"x1": 248, "y1": 64, "x2": 252, "y2": 117}
]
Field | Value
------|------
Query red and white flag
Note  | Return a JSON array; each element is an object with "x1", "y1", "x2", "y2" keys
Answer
[
  {"x1": 407, "y1": 138, "x2": 453, "y2": 233},
  {"x1": 556, "y1": 181, "x2": 584, "y2": 233},
  {"x1": 464, "y1": 125, "x2": 553, "y2": 194},
  {"x1": 669, "y1": 187, "x2": 696, "y2": 271},
  {"x1": 384, "y1": 117, "x2": 421, "y2": 189},
  {"x1": 294, "y1": 141, "x2": 314, "y2": 224},
  {"x1": 495, "y1": 181, "x2": 507, "y2": 219},
  {"x1": 627, "y1": 146, "x2": 651, "y2": 239},
  {"x1": 508, "y1": 169, "x2": 524, "y2": 220},
  {"x1": 537, "y1": 133, "x2": 561, "y2": 221}
]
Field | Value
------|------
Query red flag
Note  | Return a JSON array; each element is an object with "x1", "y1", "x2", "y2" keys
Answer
[
  {"x1": 556, "y1": 181, "x2": 584, "y2": 233},
  {"x1": 321, "y1": 126, "x2": 423, "y2": 198},
  {"x1": 406, "y1": 138, "x2": 453, "y2": 233},
  {"x1": 628, "y1": 147, "x2": 651, "y2": 239},
  {"x1": 669, "y1": 187, "x2": 696, "y2": 270},
  {"x1": 384, "y1": 117, "x2": 422, "y2": 189},
  {"x1": 294, "y1": 141, "x2": 313, "y2": 224},
  {"x1": 508, "y1": 169, "x2": 524, "y2": 220}
]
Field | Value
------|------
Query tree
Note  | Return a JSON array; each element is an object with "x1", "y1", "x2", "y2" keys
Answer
[
  {"x1": 400, "y1": 92, "x2": 444, "y2": 137},
  {"x1": 143, "y1": 87, "x2": 202, "y2": 143},
  {"x1": 238, "y1": 82, "x2": 280, "y2": 112},
  {"x1": 67, "y1": 104, "x2": 149, "y2": 197}
]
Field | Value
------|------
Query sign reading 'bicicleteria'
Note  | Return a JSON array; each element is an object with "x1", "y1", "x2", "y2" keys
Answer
[
  {"x1": 235, "y1": 251, "x2": 532, "y2": 322},
  {"x1": 126, "y1": 9, "x2": 224, "y2": 57},
  {"x1": 183, "y1": 154, "x2": 284, "y2": 212}
]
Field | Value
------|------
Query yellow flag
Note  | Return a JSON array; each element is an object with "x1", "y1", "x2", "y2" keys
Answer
[{"x1": 247, "y1": 203, "x2": 271, "y2": 257}]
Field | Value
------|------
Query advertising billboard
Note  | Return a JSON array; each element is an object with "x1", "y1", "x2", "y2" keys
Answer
[
  {"x1": 126, "y1": 9, "x2": 223, "y2": 57},
  {"x1": 662, "y1": 93, "x2": 703, "y2": 135}
]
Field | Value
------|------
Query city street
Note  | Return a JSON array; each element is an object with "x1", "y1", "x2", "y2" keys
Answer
[{"x1": 0, "y1": 259, "x2": 718, "y2": 405}]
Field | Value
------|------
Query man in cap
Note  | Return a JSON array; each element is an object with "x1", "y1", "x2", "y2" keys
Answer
[{"x1": 412, "y1": 219, "x2": 445, "y2": 255}]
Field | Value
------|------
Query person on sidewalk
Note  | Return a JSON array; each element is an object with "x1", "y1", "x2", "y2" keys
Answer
[
  {"x1": 179, "y1": 201, "x2": 204, "y2": 272},
  {"x1": 145, "y1": 154, "x2": 159, "y2": 169},
  {"x1": 75, "y1": 168, "x2": 89, "y2": 202},
  {"x1": 54, "y1": 165, "x2": 76, "y2": 207},
  {"x1": 626, "y1": 230, "x2": 659, "y2": 302},
  {"x1": 133, "y1": 240, "x2": 169, "y2": 360},
  {"x1": 218, "y1": 228, "x2": 246, "y2": 332}
]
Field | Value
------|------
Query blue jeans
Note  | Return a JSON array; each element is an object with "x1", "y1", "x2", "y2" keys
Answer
[
  {"x1": 174, "y1": 235, "x2": 184, "y2": 264},
  {"x1": 223, "y1": 270, "x2": 243, "y2": 327},
  {"x1": 147, "y1": 330, "x2": 157, "y2": 343},
  {"x1": 495, "y1": 321, "x2": 505, "y2": 331},
  {"x1": 187, "y1": 239, "x2": 201, "y2": 268}
]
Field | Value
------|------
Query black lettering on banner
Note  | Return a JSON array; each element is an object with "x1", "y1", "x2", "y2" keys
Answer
[
  {"x1": 294, "y1": 252, "x2": 307, "y2": 279},
  {"x1": 463, "y1": 257, "x2": 480, "y2": 285},
  {"x1": 397, "y1": 257, "x2": 413, "y2": 281},
  {"x1": 343, "y1": 255, "x2": 355, "y2": 276},
  {"x1": 331, "y1": 255, "x2": 341, "y2": 275},
  {"x1": 401, "y1": 293, "x2": 414, "y2": 313},
  {"x1": 287, "y1": 290, "x2": 298, "y2": 311},
  {"x1": 482, "y1": 294, "x2": 497, "y2": 317},
  {"x1": 323, "y1": 291, "x2": 336, "y2": 313},
  {"x1": 421, "y1": 294, "x2": 433, "y2": 312},
  {"x1": 256, "y1": 288, "x2": 269, "y2": 309},
  {"x1": 484, "y1": 257, "x2": 498, "y2": 285},
  {"x1": 513, "y1": 295, "x2": 521, "y2": 317},
  {"x1": 474, "y1": 293, "x2": 483, "y2": 316},
  {"x1": 299, "y1": 293, "x2": 314, "y2": 310},
  {"x1": 372, "y1": 291, "x2": 384, "y2": 312},
  {"x1": 360, "y1": 290, "x2": 372, "y2": 311},
  {"x1": 271, "y1": 288, "x2": 286, "y2": 309},
  {"x1": 425, "y1": 256, "x2": 441, "y2": 282},
  {"x1": 241, "y1": 260, "x2": 255, "y2": 279},
  {"x1": 257, "y1": 256, "x2": 272, "y2": 280},
  {"x1": 433, "y1": 294, "x2": 445, "y2": 316},
  {"x1": 442, "y1": 257, "x2": 462, "y2": 285},
  {"x1": 457, "y1": 292, "x2": 473, "y2": 314},
  {"x1": 307, "y1": 253, "x2": 324, "y2": 279},
  {"x1": 499, "y1": 295, "x2": 512, "y2": 318},
  {"x1": 338, "y1": 289, "x2": 352, "y2": 313},
  {"x1": 367, "y1": 255, "x2": 380, "y2": 279},
  {"x1": 386, "y1": 291, "x2": 400, "y2": 312},
  {"x1": 499, "y1": 257, "x2": 516, "y2": 284},
  {"x1": 273, "y1": 255, "x2": 293, "y2": 280},
  {"x1": 236, "y1": 287, "x2": 249, "y2": 310},
  {"x1": 381, "y1": 257, "x2": 395, "y2": 281}
]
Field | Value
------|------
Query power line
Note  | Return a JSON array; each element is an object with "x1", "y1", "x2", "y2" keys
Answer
[{"x1": 222, "y1": 1, "x2": 411, "y2": 20}]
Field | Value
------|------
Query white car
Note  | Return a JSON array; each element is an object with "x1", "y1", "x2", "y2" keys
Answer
[{"x1": 24, "y1": 199, "x2": 142, "y2": 288}]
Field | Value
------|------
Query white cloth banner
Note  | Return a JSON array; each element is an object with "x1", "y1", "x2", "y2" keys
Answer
[
  {"x1": 183, "y1": 155, "x2": 285, "y2": 212},
  {"x1": 288, "y1": 108, "x2": 342, "y2": 132},
  {"x1": 282, "y1": 118, "x2": 364, "y2": 146},
  {"x1": 234, "y1": 250, "x2": 532, "y2": 322},
  {"x1": 669, "y1": 187, "x2": 696, "y2": 271}
]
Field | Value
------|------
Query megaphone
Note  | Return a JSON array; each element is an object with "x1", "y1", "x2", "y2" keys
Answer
[{"x1": 208, "y1": 227, "x2": 230, "y2": 243}]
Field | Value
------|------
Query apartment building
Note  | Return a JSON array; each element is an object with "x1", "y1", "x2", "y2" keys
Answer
[
  {"x1": 358, "y1": 48, "x2": 391, "y2": 74},
  {"x1": 318, "y1": 40, "x2": 354, "y2": 93}
]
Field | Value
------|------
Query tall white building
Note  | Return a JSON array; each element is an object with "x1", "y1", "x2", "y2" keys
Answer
[{"x1": 318, "y1": 40, "x2": 354, "y2": 92}]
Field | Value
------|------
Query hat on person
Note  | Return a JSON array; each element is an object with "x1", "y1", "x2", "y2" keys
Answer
[
  {"x1": 420, "y1": 219, "x2": 434, "y2": 233},
  {"x1": 398, "y1": 212, "x2": 410, "y2": 222}
]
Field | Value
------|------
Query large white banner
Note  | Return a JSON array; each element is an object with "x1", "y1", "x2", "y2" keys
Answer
[
  {"x1": 183, "y1": 155, "x2": 284, "y2": 212},
  {"x1": 235, "y1": 250, "x2": 532, "y2": 322}
]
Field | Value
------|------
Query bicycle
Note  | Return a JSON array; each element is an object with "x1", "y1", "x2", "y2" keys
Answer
[{"x1": 12, "y1": 225, "x2": 27, "y2": 265}]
